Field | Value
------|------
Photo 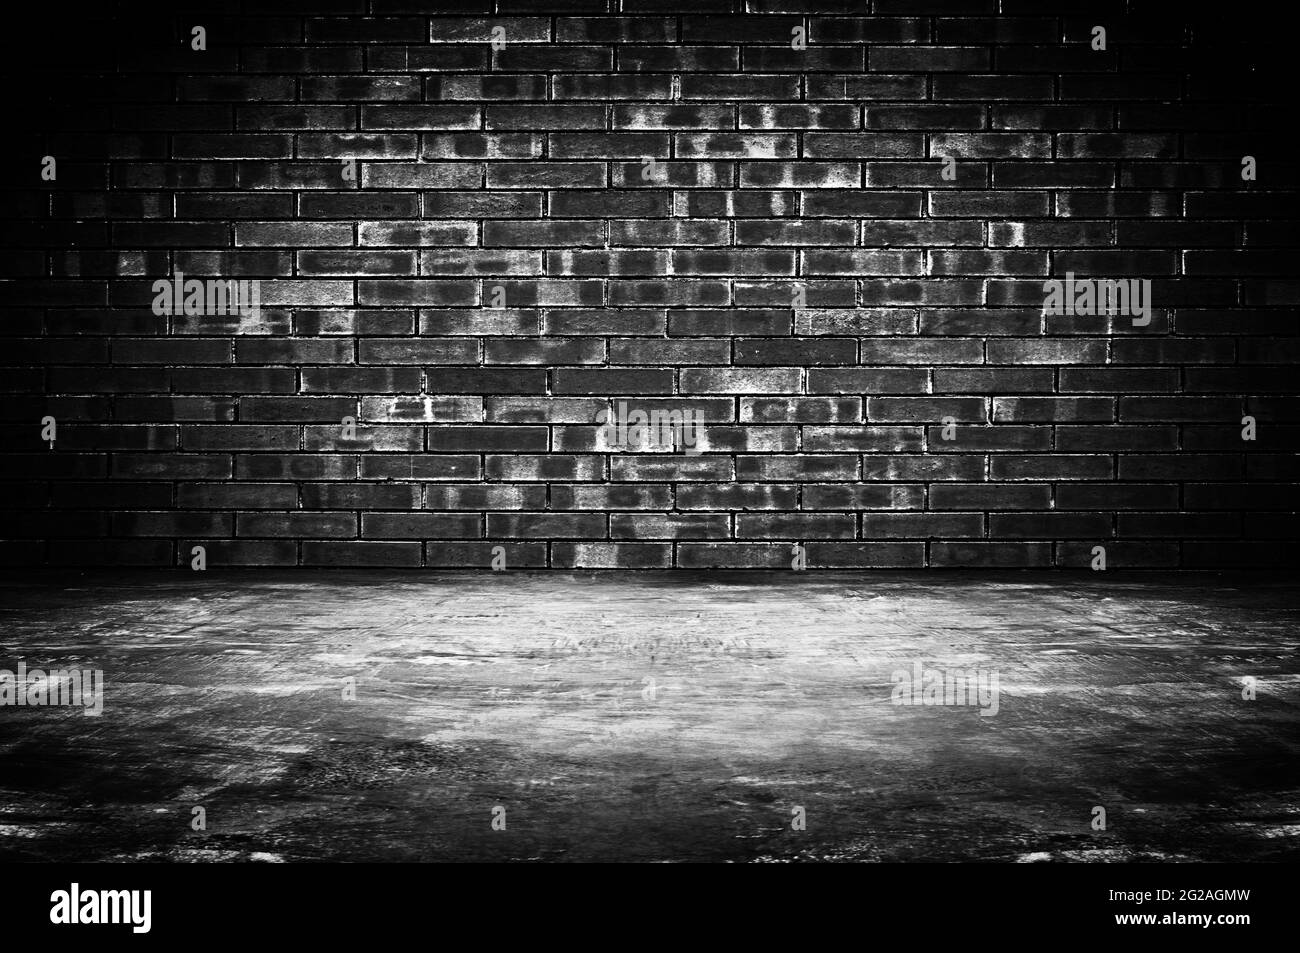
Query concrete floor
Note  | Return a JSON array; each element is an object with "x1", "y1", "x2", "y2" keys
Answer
[{"x1": 0, "y1": 571, "x2": 1297, "y2": 863}]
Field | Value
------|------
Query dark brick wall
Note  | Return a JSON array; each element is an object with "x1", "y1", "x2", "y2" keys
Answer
[{"x1": 4, "y1": 1, "x2": 1297, "y2": 569}]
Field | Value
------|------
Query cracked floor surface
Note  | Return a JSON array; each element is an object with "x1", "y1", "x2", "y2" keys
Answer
[{"x1": 1, "y1": 570, "x2": 1297, "y2": 862}]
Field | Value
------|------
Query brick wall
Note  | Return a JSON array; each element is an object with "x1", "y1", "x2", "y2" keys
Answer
[{"x1": 4, "y1": 1, "x2": 1297, "y2": 570}]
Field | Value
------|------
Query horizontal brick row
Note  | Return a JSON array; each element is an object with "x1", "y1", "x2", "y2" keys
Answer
[{"x1": 4, "y1": 540, "x2": 1294, "y2": 571}]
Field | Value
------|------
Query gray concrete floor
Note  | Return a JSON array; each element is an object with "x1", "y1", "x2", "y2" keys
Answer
[{"x1": 1, "y1": 571, "x2": 1297, "y2": 863}]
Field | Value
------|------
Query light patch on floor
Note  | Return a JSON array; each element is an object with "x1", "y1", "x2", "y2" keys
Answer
[{"x1": 0, "y1": 570, "x2": 1296, "y2": 862}]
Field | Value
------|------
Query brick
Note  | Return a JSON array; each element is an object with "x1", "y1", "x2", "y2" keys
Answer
[
  {"x1": 736, "y1": 455, "x2": 858, "y2": 481},
  {"x1": 611, "y1": 456, "x2": 732, "y2": 482},
  {"x1": 424, "y1": 485, "x2": 546, "y2": 510},
  {"x1": 864, "y1": 513, "x2": 984, "y2": 538},
  {"x1": 737, "y1": 513, "x2": 855, "y2": 539},
  {"x1": 302, "y1": 542, "x2": 421, "y2": 567},
  {"x1": 804, "y1": 426, "x2": 922, "y2": 452},
  {"x1": 806, "y1": 543, "x2": 926, "y2": 568},
  {"x1": 10, "y1": 5, "x2": 1298, "y2": 570},
  {"x1": 613, "y1": 105, "x2": 735, "y2": 129},
  {"x1": 361, "y1": 455, "x2": 478, "y2": 481},
  {"x1": 361, "y1": 513, "x2": 480, "y2": 539},
  {"x1": 868, "y1": 397, "x2": 986, "y2": 423},
  {"x1": 612, "y1": 514, "x2": 729, "y2": 540},
  {"x1": 809, "y1": 369, "x2": 930, "y2": 394},
  {"x1": 488, "y1": 513, "x2": 606, "y2": 539},
  {"x1": 301, "y1": 483, "x2": 418, "y2": 512},
  {"x1": 742, "y1": 398, "x2": 862, "y2": 424},
  {"x1": 994, "y1": 398, "x2": 1115, "y2": 423},
  {"x1": 486, "y1": 455, "x2": 602, "y2": 481},
  {"x1": 930, "y1": 485, "x2": 1052, "y2": 510},
  {"x1": 425, "y1": 542, "x2": 546, "y2": 568},
  {"x1": 240, "y1": 513, "x2": 357, "y2": 539},
  {"x1": 681, "y1": 369, "x2": 801, "y2": 394},
  {"x1": 551, "y1": 543, "x2": 673, "y2": 570},
  {"x1": 1057, "y1": 485, "x2": 1179, "y2": 511},
  {"x1": 677, "y1": 543, "x2": 788, "y2": 569},
  {"x1": 863, "y1": 455, "x2": 982, "y2": 481},
  {"x1": 620, "y1": 46, "x2": 739, "y2": 72},
  {"x1": 676, "y1": 484, "x2": 797, "y2": 510},
  {"x1": 805, "y1": 484, "x2": 925, "y2": 509},
  {"x1": 989, "y1": 455, "x2": 1113, "y2": 480},
  {"x1": 931, "y1": 542, "x2": 1052, "y2": 568},
  {"x1": 739, "y1": 162, "x2": 860, "y2": 188},
  {"x1": 1056, "y1": 541, "x2": 1180, "y2": 569},
  {"x1": 483, "y1": 221, "x2": 605, "y2": 247},
  {"x1": 808, "y1": 75, "x2": 927, "y2": 101},
  {"x1": 551, "y1": 485, "x2": 673, "y2": 510},
  {"x1": 990, "y1": 513, "x2": 1112, "y2": 539}
]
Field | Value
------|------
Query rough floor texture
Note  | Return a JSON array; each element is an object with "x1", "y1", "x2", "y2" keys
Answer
[{"x1": 1, "y1": 571, "x2": 1297, "y2": 862}]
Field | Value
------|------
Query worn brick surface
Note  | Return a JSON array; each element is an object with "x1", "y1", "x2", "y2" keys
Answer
[{"x1": 3, "y1": 1, "x2": 1297, "y2": 569}]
